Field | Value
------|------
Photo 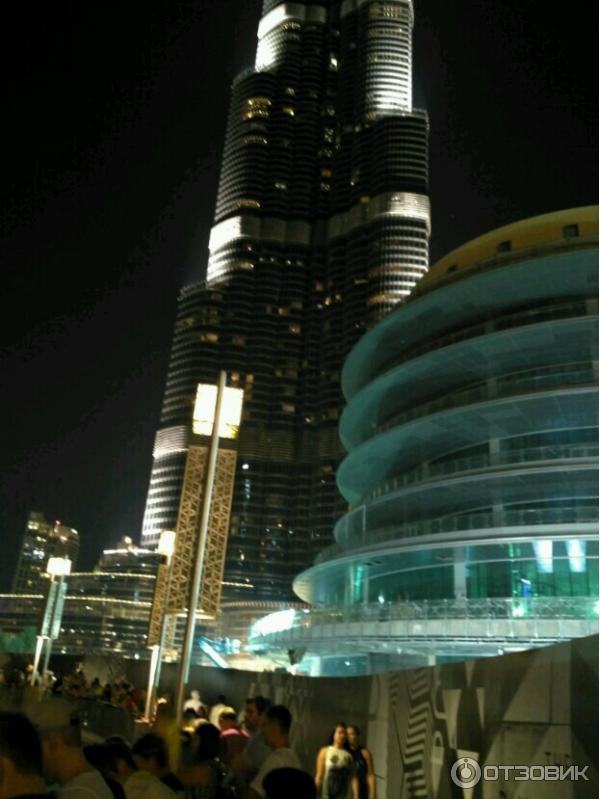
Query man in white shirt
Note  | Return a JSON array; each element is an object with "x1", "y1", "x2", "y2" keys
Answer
[
  {"x1": 38, "y1": 705, "x2": 113, "y2": 799},
  {"x1": 246, "y1": 705, "x2": 303, "y2": 799},
  {"x1": 208, "y1": 695, "x2": 229, "y2": 727},
  {"x1": 182, "y1": 690, "x2": 205, "y2": 717}
]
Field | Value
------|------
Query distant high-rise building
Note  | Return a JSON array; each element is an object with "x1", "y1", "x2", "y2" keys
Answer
[
  {"x1": 12, "y1": 512, "x2": 79, "y2": 594},
  {"x1": 141, "y1": 0, "x2": 430, "y2": 615}
]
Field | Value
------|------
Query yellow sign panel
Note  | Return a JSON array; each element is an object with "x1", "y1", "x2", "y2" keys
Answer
[{"x1": 193, "y1": 384, "x2": 243, "y2": 440}]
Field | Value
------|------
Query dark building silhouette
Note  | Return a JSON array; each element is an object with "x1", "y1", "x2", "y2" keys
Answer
[{"x1": 141, "y1": 0, "x2": 430, "y2": 614}]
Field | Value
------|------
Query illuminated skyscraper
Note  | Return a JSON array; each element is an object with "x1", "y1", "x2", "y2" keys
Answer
[
  {"x1": 141, "y1": 0, "x2": 430, "y2": 615},
  {"x1": 12, "y1": 512, "x2": 79, "y2": 594}
]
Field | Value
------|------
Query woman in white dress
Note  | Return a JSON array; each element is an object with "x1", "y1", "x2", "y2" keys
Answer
[{"x1": 315, "y1": 724, "x2": 359, "y2": 799}]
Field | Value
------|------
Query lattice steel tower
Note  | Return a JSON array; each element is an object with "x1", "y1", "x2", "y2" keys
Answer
[{"x1": 141, "y1": 0, "x2": 430, "y2": 612}]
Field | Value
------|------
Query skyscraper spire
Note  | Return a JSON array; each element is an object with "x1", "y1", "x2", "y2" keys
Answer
[{"x1": 141, "y1": 0, "x2": 430, "y2": 616}]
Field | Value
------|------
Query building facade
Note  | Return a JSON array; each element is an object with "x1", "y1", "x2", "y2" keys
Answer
[
  {"x1": 1, "y1": 537, "x2": 164, "y2": 659},
  {"x1": 12, "y1": 512, "x2": 79, "y2": 594},
  {"x1": 249, "y1": 207, "x2": 599, "y2": 674},
  {"x1": 141, "y1": 0, "x2": 430, "y2": 615}
]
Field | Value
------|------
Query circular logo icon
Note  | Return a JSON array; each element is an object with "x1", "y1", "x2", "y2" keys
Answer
[{"x1": 450, "y1": 757, "x2": 481, "y2": 788}]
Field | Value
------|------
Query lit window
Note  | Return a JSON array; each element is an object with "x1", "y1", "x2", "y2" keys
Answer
[
  {"x1": 282, "y1": 403, "x2": 295, "y2": 413},
  {"x1": 282, "y1": 106, "x2": 295, "y2": 116},
  {"x1": 329, "y1": 55, "x2": 338, "y2": 71},
  {"x1": 242, "y1": 96, "x2": 271, "y2": 120},
  {"x1": 289, "y1": 323, "x2": 302, "y2": 334},
  {"x1": 200, "y1": 332, "x2": 219, "y2": 343},
  {"x1": 321, "y1": 167, "x2": 332, "y2": 178},
  {"x1": 274, "y1": 181, "x2": 288, "y2": 190},
  {"x1": 563, "y1": 224, "x2": 579, "y2": 238}
]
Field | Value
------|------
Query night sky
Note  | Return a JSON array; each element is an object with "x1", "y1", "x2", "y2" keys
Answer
[{"x1": 1, "y1": 1, "x2": 596, "y2": 589}]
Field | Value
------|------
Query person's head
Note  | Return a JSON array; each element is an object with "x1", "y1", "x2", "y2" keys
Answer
[
  {"x1": 0, "y1": 712, "x2": 45, "y2": 799},
  {"x1": 262, "y1": 705, "x2": 292, "y2": 748},
  {"x1": 346, "y1": 725, "x2": 361, "y2": 749},
  {"x1": 83, "y1": 745, "x2": 118, "y2": 779},
  {"x1": 194, "y1": 724, "x2": 220, "y2": 762},
  {"x1": 218, "y1": 711, "x2": 238, "y2": 731},
  {"x1": 216, "y1": 695, "x2": 226, "y2": 704},
  {"x1": 104, "y1": 741, "x2": 137, "y2": 784},
  {"x1": 190, "y1": 690, "x2": 200, "y2": 701},
  {"x1": 39, "y1": 709, "x2": 84, "y2": 784},
  {"x1": 329, "y1": 723, "x2": 348, "y2": 749},
  {"x1": 263, "y1": 768, "x2": 317, "y2": 799},
  {"x1": 244, "y1": 696, "x2": 270, "y2": 732},
  {"x1": 131, "y1": 734, "x2": 168, "y2": 776}
]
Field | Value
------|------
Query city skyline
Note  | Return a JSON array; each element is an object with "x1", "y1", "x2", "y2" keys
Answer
[{"x1": 1, "y1": 0, "x2": 596, "y2": 589}]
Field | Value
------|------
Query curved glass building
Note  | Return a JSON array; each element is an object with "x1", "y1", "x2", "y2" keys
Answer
[
  {"x1": 249, "y1": 207, "x2": 599, "y2": 674},
  {"x1": 141, "y1": 0, "x2": 430, "y2": 622}
]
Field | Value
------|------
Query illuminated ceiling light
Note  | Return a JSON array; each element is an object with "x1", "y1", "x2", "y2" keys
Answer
[
  {"x1": 251, "y1": 609, "x2": 297, "y2": 636},
  {"x1": 533, "y1": 540, "x2": 553, "y2": 573},
  {"x1": 566, "y1": 540, "x2": 586, "y2": 573}
]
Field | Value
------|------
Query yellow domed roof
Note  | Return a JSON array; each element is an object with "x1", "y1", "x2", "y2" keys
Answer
[{"x1": 416, "y1": 206, "x2": 598, "y2": 293}]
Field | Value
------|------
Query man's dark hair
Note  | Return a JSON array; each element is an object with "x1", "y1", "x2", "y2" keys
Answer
[
  {"x1": 263, "y1": 768, "x2": 316, "y2": 799},
  {"x1": 104, "y1": 741, "x2": 137, "y2": 772},
  {"x1": 0, "y1": 712, "x2": 43, "y2": 776},
  {"x1": 247, "y1": 696, "x2": 270, "y2": 715},
  {"x1": 131, "y1": 734, "x2": 168, "y2": 770},
  {"x1": 195, "y1": 724, "x2": 220, "y2": 762},
  {"x1": 265, "y1": 705, "x2": 292, "y2": 734},
  {"x1": 216, "y1": 694, "x2": 226, "y2": 703},
  {"x1": 84, "y1": 744, "x2": 118, "y2": 776}
]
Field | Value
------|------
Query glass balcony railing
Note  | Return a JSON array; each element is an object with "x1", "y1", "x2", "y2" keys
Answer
[
  {"x1": 373, "y1": 363, "x2": 596, "y2": 439},
  {"x1": 364, "y1": 442, "x2": 598, "y2": 502},
  {"x1": 249, "y1": 596, "x2": 600, "y2": 644},
  {"x1": 327, "y1": 506, "x2": 598, "y2": 558},
  {"x1": 375, "y1": 296, "x2": 593, "y2": 380}
]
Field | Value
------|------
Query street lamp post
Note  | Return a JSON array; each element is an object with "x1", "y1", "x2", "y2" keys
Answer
[
  {"x1": 144, "y1": 529, "x2": 176, "y2": 721},
  {"x1": 175, "y1": 370, "x2": 228, "y2": 721},
  {"x1": 31, "y1": 556, "x2": 71, "y2": 685}
]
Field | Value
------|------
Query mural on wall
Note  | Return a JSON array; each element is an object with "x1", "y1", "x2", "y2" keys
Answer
[{"x1": 368, "y1": 635, "x2": 597, "y2": 798}]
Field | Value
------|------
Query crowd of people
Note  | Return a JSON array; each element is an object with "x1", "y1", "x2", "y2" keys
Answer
[
  {"x1": 0, "y1": 665, "x2": 148, "y2": 718},
  {"x1": 0, "y1": 688, "x2": 377, "y2": 799}
]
